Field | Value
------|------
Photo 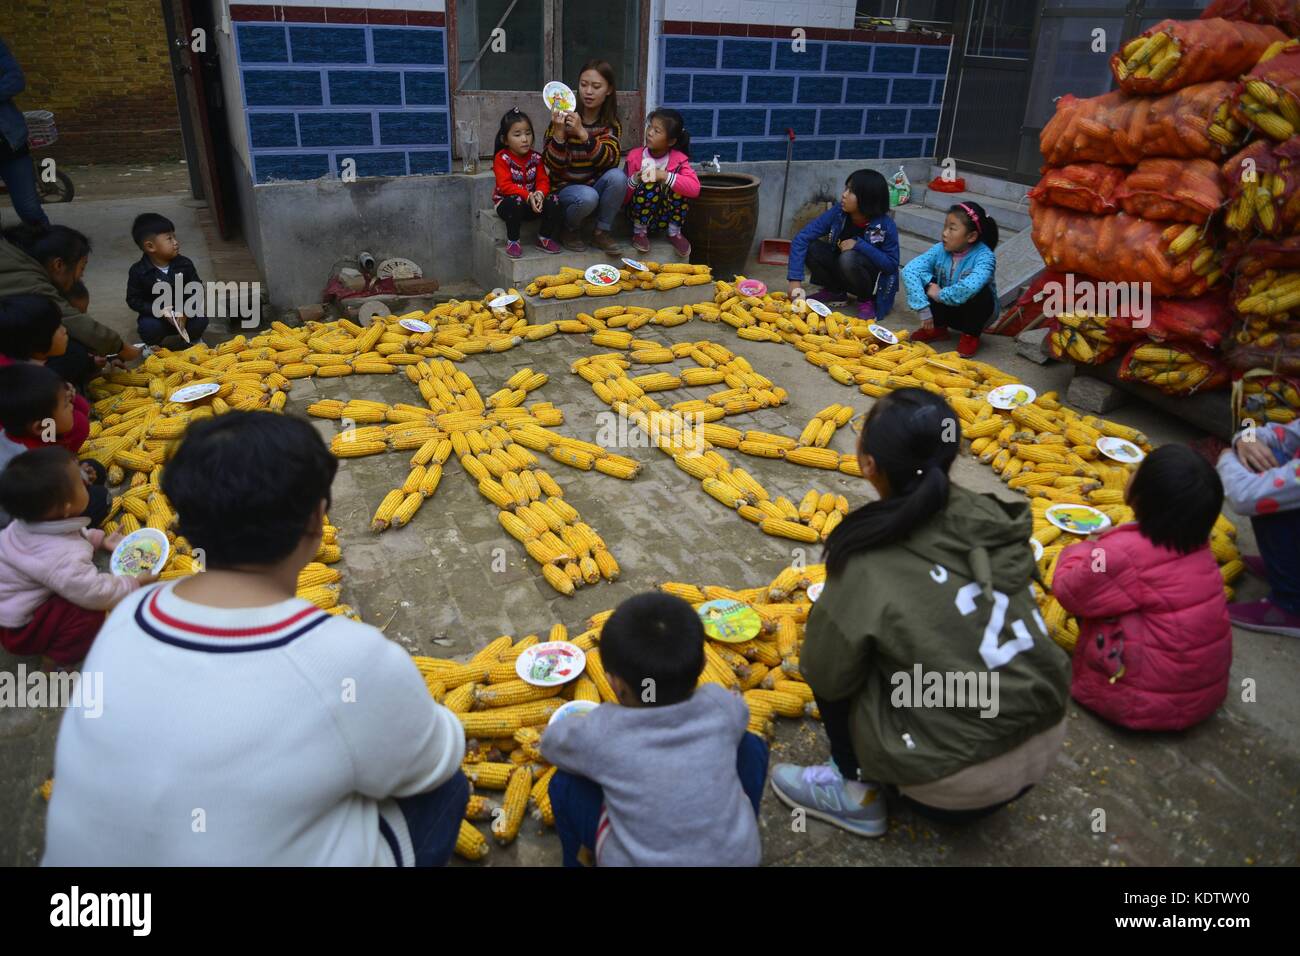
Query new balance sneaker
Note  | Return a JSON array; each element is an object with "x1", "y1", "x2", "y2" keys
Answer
[
  {"x1": 632, "y1": 230, "x2": 651, "y2": 253},
  {"x1": 505, "y1": 240, "x2": 522, "y2": 259},
  {"x1": 1228, "y1": 598, "x2": 1300, "y2": 638},
  {"x1": 535, "y1": 236, "x2": 562, "y2": 254},
  {"x1": 809, "y1": 288, "x2": 850, "y2": 308},
  {"x1": 668, "y1": 232, "x2": 691, "y2": 258},
  {"x1": 957, "y1": 333, "x2": 981, "y2": 357},
  {"x1": 769, "y1": 761, "x2": 887, "y2": 838},
  {"x1": 909, "y1": 324, "x2": 950, "y2": 343}
]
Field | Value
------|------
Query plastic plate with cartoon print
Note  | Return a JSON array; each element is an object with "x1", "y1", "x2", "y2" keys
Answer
[
  {"x1": 621, "y1": 257, "x2": 648, "y2": 273},
  {"x1": 1031, "y1": 538, "x2": 1044, "y2": 562},
  {"x1": 584, "y1": 264, "x2": 621, "y2": 286},
  {"x1": 169, "y1": 382, "x2": 220, "y2": 404},
  {"x1": 806, "y1": 581, "x2": 824, "y2": 602},
  {"x1": 1096, "y1": 436, "x2": 1145, "y2": 464},
  {"x1": 805, "y1": 298, "x2": 832, "y2": 317},
  {"x1": 737, "y1": 279, "x2": 768, "y2": 297},
  {"x1": 516, "y1": 641, "x2": 586, "y2": 687},
  {"x1": 548, "y1": 699, "x2": 600, "y2": 726},
  {"x1": 867, "y1": 324, "x2": 899, "y2": 345},
  {"x1": 110, "y1": 528, "x2": 170, "y2": 577},
  {"x1": 398, "y1": 317, "x2": 432, "y2": 333},
  {"x1": 987, "y1": 383, "x2": 1037, "y2": 410},
  {"x1": 1045, "y1": 504, "x2": 1112, "y2": 536},
  {"x1": 543, "y1": 81, "x2": 577, "y2": 113},
  {"x1": 488, "y1": 292, "x2": 521, "y2": 311},
  {"x1": 697, "y1": 599, "x2": 762, "y2": 643}
]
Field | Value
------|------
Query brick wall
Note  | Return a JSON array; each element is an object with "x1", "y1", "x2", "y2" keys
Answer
[{"x1": 4, "y1": 0, "x2": 183, "y2": 165}]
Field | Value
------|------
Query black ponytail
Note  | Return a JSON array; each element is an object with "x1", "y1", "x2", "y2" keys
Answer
[
  {"x1": 823, "y1": 389, "x2": 960, "y2": 578},
  {"x1": 647, "y1": 108, "x2": 690, "y2": 156},
  {"x1": 948, "y1": 200, "x2": 999, "y2": 251}
]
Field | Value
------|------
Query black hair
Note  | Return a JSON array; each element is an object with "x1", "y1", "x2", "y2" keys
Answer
[
  {"x1": 647, "y1": 108, "x2": 690, "y2": 157},
  {"x1": 823, "y1": 388, "x2": 960, "y2": 578},
  {"x1": 845, "y1": 168, "x2": 890, "y2": 220},
  {"x1": 600, "y1": 591, "x2": 706, "y2": 707},
  {"x1": 161, "y1": 412, "x2": 337, "y2": 569},
  {"x1": 0, "y1": 363, "x2": 64, "y2": 436},
  {"x1": 0, "y1": 294, "x2": 64, "y2": 359},
  {"x1": 577, "y1": 60, "x2": 620, "y2": 129},
  {"x1": 948, "y1": 200, "x2": 999, "y2": 251},
  {"x1": 1127, "y1": 444, "x2": 1223, "y2": 555},
  {"x1": 0, "y1": 446, "x2": 78, "y2": 521},
  {"x1": 1, "y1": 223, "x2": 92, "y2": 269},
  {"x1": 131, "y1": 213, "x2": 176, "y2": 249},
  {"x1": 494, "y1": 108, "x2": 535, "y2": 155}
]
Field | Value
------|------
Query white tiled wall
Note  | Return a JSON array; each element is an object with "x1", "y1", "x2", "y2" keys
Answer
[
  {"x1": 231, "y1": 0, "x2": 446, "y2": 10},
  {"x1": 663, "y1": 0, "x2": 855, "y2": 29}
]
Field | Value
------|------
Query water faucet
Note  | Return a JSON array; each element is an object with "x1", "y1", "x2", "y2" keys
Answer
[{"x1": 707, "y1": 154, "x2": 722, "y2": 172}]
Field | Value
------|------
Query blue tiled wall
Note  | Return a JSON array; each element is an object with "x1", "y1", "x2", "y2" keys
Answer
[
  {"x1": 660, "y1": 35, "x2": 947, "y2": 164},
  {"x1": 237, "y1": 22, "x2": 450, "y2": 183}
]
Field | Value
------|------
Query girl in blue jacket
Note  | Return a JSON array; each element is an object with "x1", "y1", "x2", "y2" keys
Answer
[
  {"x1": 902, "y1": 201, "x2": 999, "y2": 358},
  {"x1": 787, "y1": 170, "x2": 899, "y2": 321}
]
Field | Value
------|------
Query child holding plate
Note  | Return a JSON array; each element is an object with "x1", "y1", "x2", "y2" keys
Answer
[
  {"x1": 621, "y1": 109, "x2": 699, "y2": 258},
  {"x1": 491, "y1": 108, "x2": 563, "y2": 259},
  {"x1": 0, "y1": 447, "x2": 151, "y2": 667},
  {"x1": 901, "y1": 201, "x2": 1000, "y2": 358},
  {"x1": 543, "y1": 60, "x2": 628, "y2": 255},
  {"x1": 1054, "y1": 445, "x2": 1233, "y2": 730}
]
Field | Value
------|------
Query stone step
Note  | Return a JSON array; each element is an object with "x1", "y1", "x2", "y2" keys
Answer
[
  {"x1": 898, "y1": 229, "x2": 934, "y2": 261},
  {"x1": 520, "y1": 284, "x2": 711, "y2": 326},
  {"x1": 920, "y1": 187, "x2": 1032, "y2": 233},
  {"x1": 927, "y1": 165, "x2": 1033, "y2": 203}
]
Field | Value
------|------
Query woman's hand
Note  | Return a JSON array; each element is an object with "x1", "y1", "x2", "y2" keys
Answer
[
  {"x1": 1234, "y1": 435, "x2": 1280, "y2": 473},
  {"x1": 838, "y1": 238, "x2": 856, "y2": 252},
  {"x1": 925, "y1": 281, "x2": 941, "y2": 302},
  {"x1": 564, "y1": 112, "x2": 588, "y2": 143},
  {"x1": 529, "y1": 191, "x2": 544, "y2": 213},
  {"x1": 550, "y1": 111, "x2": 567, "y2": 142}
]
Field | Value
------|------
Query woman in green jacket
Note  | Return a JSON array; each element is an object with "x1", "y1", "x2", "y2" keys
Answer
[{"x1": 770, "y1": 389, "x2": 1070, "y2": 836}]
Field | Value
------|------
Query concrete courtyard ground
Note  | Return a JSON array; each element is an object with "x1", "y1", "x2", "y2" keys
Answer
[{"x1": 1, "y1": 175, "x2": 1297, "y2": 867}]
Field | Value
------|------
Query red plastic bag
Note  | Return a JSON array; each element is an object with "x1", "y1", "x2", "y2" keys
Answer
[
  {"x1": 1030, "y1": 203, "x2": 1222, "y2": 299},
  {"x1": 1119, "y1": 341, "x2": 1231, "y2": 394},
  {"x1": 1202, "y1": 0, "x2": 1300, "y2": 38},
  {"x1": 1114, "y1": 158, "x2": 1228, "y2": 224},
  {"x1": 1040, "y1": 82, "x2": 1238, "y2": 167},
  {"x1": 1222, "y1": 137, "x2": 1300, "y2": 234},
  {"x1": 927, "y1": 176, "x2": 966, "y2": 193},
  {"x1": 1147, "y1": 293, "x2": 1235, "y2": 348},
  {"x1": 1028, "y1": 164, "x2": 1125, "y2": 214},
  {"x1": 1112, "y1": 19, "x2": 1285, "y2": 94},
  {"x1": 1231, "y1": 43, "x2": 1300, "y2": 142}
]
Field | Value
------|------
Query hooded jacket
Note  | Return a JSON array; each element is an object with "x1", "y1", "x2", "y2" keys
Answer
[
  {"x1": 801, "y1": 483, "x2": 1070, "y2": 786},
  {"x1": 788, "y1": 205, "x2": 900, "y2": 317},
  {"x1": 0, "y1": 238, "x2": 124, "y2": 356},
  {"x1": 0, "y1": 516, "x2": 140, "y2": 627}
]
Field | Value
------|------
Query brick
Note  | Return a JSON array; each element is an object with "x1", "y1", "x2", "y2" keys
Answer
[
  {"x1": 404, "y1": 71, "x2": 448, "y2": 106},
  {"x1": 690, "y1": 141, "x2": 739, "y2": 163},
  {"x1": 328, "y1": 71, "x2": 403, "y2": 106},
  {"x1": 818, "y1": 109, "x2": 865, "y2": 136},
  {"x1": 908, "y1": 109, "x2": 940, "y2": 135},
  {"x1": 865, "y1": 108, "x2": 907, "y2": 134},
  {"x1": 237, "y1": 25, "x2": 289, "y2": 63},
  {"x1": 691, "y1": 75, "x2": 744, "y2": 103},
  {"x1": 721, "y1": 40, "x2": 773, "y2": 72},
  {"x1": 917, "y1": 46, "x2": 952, "y2": 75},
  {"x1": 745, "y1": 75, "x2": 795, "y2": 104},
  {"x1": 289, "y1": 26, "x2": 368, "y2": 64},
  {"x1": 372, "y1": 28, "x2": 445, "y2": 66},
  {"x1": 676, "y1": 109, "x2": 715, "y2": 138},
  {"x1": 891, "y1": 79, "x2": 934, "y2": 105},
  {"x1": 408, "y1": 150, "x2": 451, "y2": 174},
  {"x1": 379, "y1": 111, "x2": 449, "y2": 146},
  {"x1": 768, "y1": 108, "x2": 817, "y2": 136},
  {"x1": 881, "y1": 137, "x2": 924, "y2": 158},
  {"x1": 663, "y1": 73, "x2": 692, "y2": 103},
  {"x1": 796, "y1": 77, "x2": 843, "y2": 104},
  {"x1": 715, "y1": 109, "x2": 766, "y2": 137},
  {"x1": 664, "y1": 37, "x2": 719, "y2": 69},
  {"x1": 774, "y1": 42, "x2": 825, "y2": 72},
  {"x1": 838, "y1": 139, "x2": 882, "y2": 160},
  {"x1": 299, "y1": 113, "x2": 374, "y2": 147},
  {"x1": 845, "y1": 77, "x2": 889, "y2": 104},
  {"x1": 823, "y1": 43, "x2": 873, "y2": 73},
  {"x1": 873, "y1": 46, "x2": 917, "y2": 73}
]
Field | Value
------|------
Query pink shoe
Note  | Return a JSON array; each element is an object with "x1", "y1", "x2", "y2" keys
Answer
[
  {"x1": 535, "y1": 236, "x2": 561, "y2": 254},
  {"x1": 857, "y1": 300, "x2": 876, "y2": 321},
  {"x1": 957, "y1": 333, "x2": 981, "y2": 358},
  {"x1": 910, "y1": 325, "x2": 951, "y2": 343},
  {"x1": 632, "y1": 231, "x2": 650, "y2": 253},
  {"x1": 668, "y1": 232, "x2": 691, "y2": 258},
  {"x1": 505, "y1": 240, "x2": 522, "y2": 259},
  {"x1": 1228, "y1": 598, "x2": 1300, "y2": 637}
]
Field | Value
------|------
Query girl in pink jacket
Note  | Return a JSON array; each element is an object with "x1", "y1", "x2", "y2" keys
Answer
[
  {"x1": 623, "y1": 109, "x2": 700, "y2": 258},
  {"x1": 1052, "y1": 444, "x2": 1232, "y2": 731},
  {"x1": 0, "y1": 446, "x2": 152, "y2": 665}
]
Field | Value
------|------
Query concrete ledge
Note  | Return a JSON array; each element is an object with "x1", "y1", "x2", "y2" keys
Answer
[{"x1": 1075, "y1": 359, "x2": 1233, "y2": 439}]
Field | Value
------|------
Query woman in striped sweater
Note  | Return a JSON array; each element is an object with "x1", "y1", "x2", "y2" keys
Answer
[{"x1": 544, "y1": 60, "x2": 629, "y2": 255}]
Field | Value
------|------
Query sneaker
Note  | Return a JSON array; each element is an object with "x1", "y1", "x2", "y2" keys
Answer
[
  {"x1": 957, "y1": 333, "x2": 981, "y2": 357},
  {"x1": 1243, "y1": 554, "x2": 1267, "y2": 579},
  {"x1": 769, "y1": 761, "x2": 887, "y2": 838},
  {"x1": 809, "y1": 288, "x2": 850, "y2": 308},
  {"x1": 505, "y1": 240, "x2": 522, "y2": 259},
  {"x1": 857, "y1": 300, "x2": 876, "y2": 321},
  {"x1": 632, "y1": 231, "x2": 650, "y2": 254},
  {"x1": 1228, "y1": 598, "x2": 1300, "y2": 637},
  {"x1": 592, "y1": 229, "x2": 623, "y2": 256},
  {"x1": 909, "y1": 325, "x2": 951, "y2": 343},
  {"x1": 668, "y1": 232, "x2": 691, "y2": 258},
  {"x1": 535, "y1": 236, "x2": 562, "y2": 254},
  {"x1": 561, "y1": 228, "x2": 586, "y2": 252}
]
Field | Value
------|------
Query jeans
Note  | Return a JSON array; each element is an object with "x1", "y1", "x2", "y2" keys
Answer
[
  {"x1": 930, "y1": 284, "x2": 997, "y2": 336},
  {"x1": 379, "y1": 771, "x2": 469, "y2": 867},
  {"x1": 805, "y1": 239, "x2": 881, "y2": 302},
  {"x1": 555, "y1": 167, "x2": 629, "y2": 232},
  {"x1": 495, "y1": 194, "x2": 563, "y2": 242},
  {"x1": 549, "y1": 731, "x2": 770, "y2": 867},
  {"x1": 138, "y1": 312, "x2": 210, "y2": 347},
  {"x1": 1251, "y1": 509, "x2": 1300, "y2": 614},
  {"x1": 0, "y1": 139, "x2": 49, "y2": 227}
]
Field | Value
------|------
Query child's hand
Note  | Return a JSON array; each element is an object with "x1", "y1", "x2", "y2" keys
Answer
[
  {"x1": 134, "y1": 571, "x2": 161, "y2": 586},
  {"x1": 653, "y1": 166, "x2": 669, "y2": 183},
  {"x1": 103, "y1": 532, "x2": 123, "y2": 551},
  {"x1": 1235, "y1": 436, "x2": 1279, "y2": 473},
  {"x1": 926, "y1": 281, "x2": 941, "y2": 301},
  {"x1": 79, "y1": 461, "x2": 97, "y2": 486},
  {"x1": 529, "y1": 191, "x2": 544, "y2": 213},
  {"x1": 838, "y1": 238, "x2": 856, "y2": 252},
  {"x1": 787, "y1": 281, "x2": 805, "y2": 299}
]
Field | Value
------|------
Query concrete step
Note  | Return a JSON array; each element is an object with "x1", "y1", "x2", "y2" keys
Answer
[
  {"x1": 928, "y1": 166, "x2": 1032, "y2": 204},
  {"x1": 898, "y1": 229, "x2": 934, "y2": 261},
  {"x1": 521, "y1": 283, "x2": 711, "y2": 326},
  {"x1": 920, "y1": 187, "x2": 1032, "y2": 233}
]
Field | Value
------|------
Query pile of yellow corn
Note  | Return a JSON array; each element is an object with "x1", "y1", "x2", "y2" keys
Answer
[
  {"x1": 1231, "y1": 40, "x2": 1300, "y2": 142},
  {"x1": 524, "y1": 261, "x2": 712, "y2": 299},
  {"x1": 1121, "y1": 342, "x2": 1222, "y2": 392},
  {"x1": 1236, "y1": 371, "x2": 1300, "y2": 425},
  {"x1": 1224, "y1": 170, "x2": 1293, "y2": 234},
  {"x1": 1233, "y1": 270, "x2": 1300, "y2": 339},
  {"x1": 1047, "y1": 312, "x2": 1129, "y2": 365},
  {"x1": 1114, "y1": 31, "x2": 1180, "y2": 85}
]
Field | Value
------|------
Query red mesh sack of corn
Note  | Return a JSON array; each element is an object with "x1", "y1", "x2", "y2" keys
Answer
[
  {"x1": 1221, "y1": 137, "x2": 1300, "y2": 233},
  {"x1": 992, "y1": 270, "x2": 1068, "y2": 337},
  {"x1": 1225, "y1": 269, "x2": 1300, "y2": 373},
  {"x1": 1235, "y1": 369, "x2": 1300, "y2": 425},
  {"x1": 1231, "y1": 41, "x2": 1300, "y2": 142},
  {"x1": 1203, "y1": 0, "x2": 1300, "y2": 38},
  {"x1": 1147, "y1": 293, "x2": 1235, "y2": 348},
  {"x1": 1027, "y1": 164, "x2": 1125, "y2": 214},
  {"x1": 1113, "y1": 158, "x2": 1228, "y2": 225},
  {"x1": 1111, "y1": 19, "x2": 1285, "y2": 94},
  {"x1": 1030, "y1": 203, "x2": 1223, "y2": 298},
  {"x1": 1040, "y1": 82, "x2": 1238, "y2": 167},
  {"x1": 1224, "y1": 233, "x2": 1300, "y2": 273},
  {"x1": 1119, "y1": 341, "x2": 1231, "y2": 394},
  {"x1": 1224, "y1": 325, "x2": 1300, "y2": 374},
  {"x1": 1047, "y1": 312, "x2": 1146, "y2": 366}
]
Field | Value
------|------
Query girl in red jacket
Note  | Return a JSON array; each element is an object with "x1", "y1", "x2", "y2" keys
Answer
[
  {"x1": 1053, "y1": 445, "x2": 1232, "y2": 731},
  {"x1": 491, "y1": 109, "x2": 563, "y2": 260},
  {"x1": 623, "y1": 109, "x2": 700, "y2": 258}
]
